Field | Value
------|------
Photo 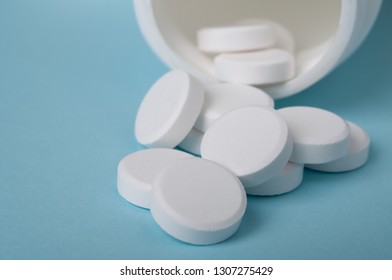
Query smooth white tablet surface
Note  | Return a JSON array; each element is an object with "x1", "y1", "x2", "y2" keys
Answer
[
  {"x1": 246, "y1": 162, "x2": 304, "y2": 196},
  {"x1": 151, "y1": 157, "x2": 246, "y2": 245},
  {"x1": 239, "y1": 19, "x2": 295, "y2": 53},
  {"x1": 135, "y1": 69, "x2": 204, "y2": 148},
  {"x1": 201, "y1": 106, "x2": 293, "y2": 187},
  {"x1": 306, "y1": 121, "x2": 370, "y2": 172},
  {"x1": 278, "y1": 106, "x2": 350, "y2": 164},
  {"x1": 177, "y1": 127, "x2": 204, "y2": 156},
  {"x1": 194, "y1": 83, "x2": 274, "y2": 132},
  {"x1": 197, "y1": 22, "x2": 275, "y2": 53},
  {"x1": 215, "y1": 49, "x2": 295, "y2": 85},
  {"x1": 117, "y1": 149, "x2": 193, "y2": 209}
]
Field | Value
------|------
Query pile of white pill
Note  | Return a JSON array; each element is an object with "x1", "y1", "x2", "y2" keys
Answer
[{"x1": 118, "y1": 20, "x2": 370, "y2": 245}]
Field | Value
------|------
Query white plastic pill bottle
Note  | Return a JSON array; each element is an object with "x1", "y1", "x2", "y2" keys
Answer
[{"x1": 134, "y1": 0, "x2": 382, "y2": 99}]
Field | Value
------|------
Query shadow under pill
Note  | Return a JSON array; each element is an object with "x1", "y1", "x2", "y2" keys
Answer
[{"x1": 231, "y1": 197, "x2": 270, "y2": 241}]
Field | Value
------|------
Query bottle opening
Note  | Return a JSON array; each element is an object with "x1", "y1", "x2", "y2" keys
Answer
[
  {"x1": 151, "y1": 0, "x2": 341, "y2": 82},
  {"x1": 136, "y1": 0, "x2": 384, "y2": 98}
]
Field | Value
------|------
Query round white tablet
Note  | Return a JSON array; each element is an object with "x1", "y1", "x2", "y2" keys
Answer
[
  {"x1": 201, "y1": 106, "x2": 293, "y2": 187},
  {"x1": 194, "y1": 83, "x2": 274, "y2": 132},
  {"x1": 278, "y1": 106, "x2": 350, "y2": 164},
  {"x1": 197, "y1": 22, "x2": 275, "y2": 53},
  {"x1": 117, "y1": 149, "x2": 193, "y2": 209},
  {"x1": 151, "y1": 157, "x2": 246, "y2": 245},
  {"x1": 238, "y1": 19, "x2": 295, "y2": 53},
  {"x1": 177, "y1": 127, "x2": 204, "y2": 156},
  {"x1": 214, "y1": 49, "x2": 295, "y2": 85},
  {"x1": 135, "y1": 69, "x2": 204, "y2": 148},
  {"x1": 246, "y1": 162, "x2": 304, "y2": 196},
  {"x1": 306, "y1": 121, "x2": 370, "y2": 172}
]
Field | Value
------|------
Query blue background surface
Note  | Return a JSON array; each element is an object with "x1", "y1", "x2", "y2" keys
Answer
[{"x1": 0, "y1": 0, "x2": 391, "y2": 260}]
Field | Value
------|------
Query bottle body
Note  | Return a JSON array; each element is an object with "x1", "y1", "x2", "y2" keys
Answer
[{"x1": 134, "y1": 0, "x2": 382, "y2": 99}]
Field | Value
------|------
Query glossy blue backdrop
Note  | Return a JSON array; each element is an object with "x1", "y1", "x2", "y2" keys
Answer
[{"x1": 0, "y1": 0, "x2": 391, "y2": 259}]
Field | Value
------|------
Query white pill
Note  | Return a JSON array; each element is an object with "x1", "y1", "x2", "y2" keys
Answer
[
  {"x1": 215, "y1": 49, "x2": 295, "y2": 85},
  {"x1": 278, "y1": 106, "x2": 350, "y2": 164},
  {"x1": 197, "y1": 22, "x2": 275, "y2": 53},
  {"x1": 117, "y1": 149, "x2": 193, "y2": 209},
  {"x1": 201, "y1": 106, "x2": 293, "y2": 187},
  {"x1": 246, "y1": 162, "x2": 304, "y2": 196},
  {"x1": 177, "y1": 127, "x2": 204, "y2": 156},
  {"x1": 151, "y1": 157, "x2": 246, "y2": 245},
  {"x1": 306, "y1": 121, "x2": 370, "y2": 172},
  {"x1": 238, "y1": 19, "x2": 295, "y2": 53},
  {"x1": 195, "y1": 83, "x2": 274, "y2": 132},
  {"x1": 135, "y1": 69, "x2": 204, "y2": 148}
]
